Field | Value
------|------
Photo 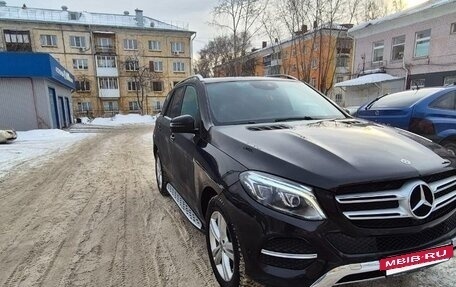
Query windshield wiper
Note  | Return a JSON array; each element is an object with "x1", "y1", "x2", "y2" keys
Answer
[
  {"x1": 365, "y1": 94, "x2": 389, "y2": 110},
  {"x1": 274, "y1": 116, "x2": 314, "y2": 122}
]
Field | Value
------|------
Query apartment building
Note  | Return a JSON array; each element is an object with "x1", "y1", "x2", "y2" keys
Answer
[
  {"x1": 213, "y1": 24, "x2": 353, "y2": 100},
  {"x1": 0, "y1": 3, "x2": 195, "y2": 117},
  {"x1": 349, "y1": 0, "x2": 456, "y2": 90}
]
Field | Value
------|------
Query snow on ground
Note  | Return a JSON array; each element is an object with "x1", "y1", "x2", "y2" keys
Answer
[
  {"x1": 83, "y1": 114, "x2": 156, "y2": 126},
  {"x1": 0, "y1": 129, "x2": 92, "y2": 178}
]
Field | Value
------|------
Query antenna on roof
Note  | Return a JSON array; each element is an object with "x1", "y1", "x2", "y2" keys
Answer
[
  {"x1": 61, "y1": 5, "x2": 68, "y2": 11},
  {"x1": 22, "y1": 3, "x2": 26, "y2": 9},
  {"x1": 123, "y1": 11, "x2": 129, "y2": 15}
]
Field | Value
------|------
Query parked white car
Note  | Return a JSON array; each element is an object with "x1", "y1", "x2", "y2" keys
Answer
[{"x1": 0, "y1": 129, "x2": 17, "y2": 144}]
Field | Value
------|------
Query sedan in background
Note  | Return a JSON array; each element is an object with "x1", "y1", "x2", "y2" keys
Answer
[
  {"x1": 0, "y1": 129, "x2": 17, "y2": 144},
  {"x1": 357, "y1": 86, "x2": 456, "y2": 153}
]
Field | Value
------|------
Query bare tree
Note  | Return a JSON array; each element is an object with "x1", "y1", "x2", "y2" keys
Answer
[
  {"x1": 122, "y1": 52, "x2": 161, "y2": 115},
  {"x1": 362, "y1": 0, "x2": 389, "y2": 21},
  {"x1": 212, "y1": 0, "x2": 268, "y2": 75}
]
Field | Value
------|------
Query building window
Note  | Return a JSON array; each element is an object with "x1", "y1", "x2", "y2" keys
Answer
[
  {"x1": 70, "y1": 36, "x2": 86, "y2": 48},
  {"x1": 40, "y1": 35, "x2": 57, "y2": 47},
  {"x1": 127, "y1": 81, "x2": 140, "y2": 91},
  {"x1": 336, "y1": 76, "x2": 344, "y2": 83},
  {"x1": 97, "y1": 37, "x2": 113, "y2": 48},
  {"x1": 4, "y1": 30, "x2": 30, "y2": 43},
  {"x1": 444, "y1": 75, "x2": 456, "y2": 86},
  {"x1": 99, "y1": 77, "x2": 118, "y2": 89},
  {"x1": 335, "y1": 94, "x2": 343, "y2": 104},
  {"x1": 336, "y1": 55, "x2": 349, "y2": 67},
  {"x1": 173, "y1": 62, "x2": 185, "y2": 72},
  {"x1": 124, "y1": 39, "x2": 138, "y2": 50},
  {"x1": 310, "y1": 77, "x2": 316, "y2": 87},
  {"x1": 149, "y1": 61, "x2": 163, "y2": 72},
  {"x1": 391, "y1": 35, "x2": 405, "y2": 61},
  {"x1": 151, "y1": 81, "x2": 163, "y2": 91},
  {"x1": 73, "y1": 59, "x2": 88, "y2": 70},
  {"x1": 414, "y1": 29, "x2": 431, "y2": 58},
  {"x1": 171, "y1": 42, "x2": 184, "y2": 53},
  {"x1": 129, "y1": 101, "x2": 140, "y2": 111},
  {"x1": 451, "y1": 23, "x2": 456, "y2": 34},
  {"x1": 125, "y1": 60, "x2": 139, "y2": 71},
  {"x1": 97, "y1": 56, "x2": 116, "y2": 68},
  {"x1": 149, "y1": 40, "x2": 161, "y2": 51},
  {"x1": 154, "y1": 101, "x2": 162, "y2": 110},
  {"x1": 77, "y1": 102, "x2": 92, "y2": 112},
  {"x1": 75, "y1": 80, "x2": 90, "y2": 92},
  {"x1": 372, "y1": 41, "x2": 384, "y2": 63},
  {"x1": 411, "y1": 78, "x2": 425, "y2": 89},
  {"x1": 103, "y1": 101, "x2": 119, "y2": 111}
]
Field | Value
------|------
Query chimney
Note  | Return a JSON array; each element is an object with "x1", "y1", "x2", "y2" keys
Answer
[
  {"x1": 123, "y1": 11, "x2": 129, "y2": 15},
  {"x1": 0, "y1": 1, "x2": 7, "y2": 7},
  {"x1": 301, "y1": 24, "x2": 308, "y2": 33},
  {"x1": 313, "y1": 20, "x2": 318, "y2": 29},
  {"x1": 135, "y1": 9, "x2": 144, "y2": 27},
  {"x1": 262, "y1": 41, "x2": 267, "y2": 48},
  {"x1": 274, "y1": 38, "x2": 278, "y2": 44},
  {"x1": 61, "y1": 5, "x2": 68, "y2": 11}
]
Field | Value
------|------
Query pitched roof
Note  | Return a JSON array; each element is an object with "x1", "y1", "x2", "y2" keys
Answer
[
  {"x1": 349, "y1": 0, "x2": 455, "y2": 34},
  {"x1": 334, "y1": 73, "x2": 403, "y2": 87}
]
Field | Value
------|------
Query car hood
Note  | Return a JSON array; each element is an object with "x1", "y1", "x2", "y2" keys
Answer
[{"x1": 209, "y1": 119, "x2": 455, "y2": 190}]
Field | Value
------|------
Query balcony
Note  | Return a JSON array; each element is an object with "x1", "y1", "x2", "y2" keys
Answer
[
  {"x1": 96, "y1": 67, "x2": 119, "y2": 77},
  {"x1": 99, "y1": 89, "x2": 120, "y2": 98},
  {"x1": 95, "y1": 45, "x2": 116, "y2": 54}
]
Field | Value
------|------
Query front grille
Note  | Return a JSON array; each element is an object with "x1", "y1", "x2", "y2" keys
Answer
[
  {"x1": 327, "y1": 210, "x2": 456, "y2": 254},
  {"x1": 335, "y1": 171, "x2": 456, "y2": 228},
  {"x1": 263, "y1": 238, "x2": 316, "y2": 254}
]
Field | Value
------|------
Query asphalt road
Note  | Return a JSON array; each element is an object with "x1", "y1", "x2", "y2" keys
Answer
[{"x1": 0, "y1": 125, "x2": 454, "y2": 287}]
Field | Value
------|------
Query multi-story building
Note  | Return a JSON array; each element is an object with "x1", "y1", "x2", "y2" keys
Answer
[
  {"x1": 213, "y1": 24, "x2": 353, "y2": 102},
  {"x1": 0, "y1": 3, "x2": 195, "y2": 117},
  {"x1": 349, "y1": 0, "x2": 456, "y2": 89}
]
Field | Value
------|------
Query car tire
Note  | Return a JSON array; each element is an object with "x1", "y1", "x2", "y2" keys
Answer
[
  {"x1": 442, "y1": 140, "x2": 456, "y2": 156},
  {"x1": 155, "y1": 152, "x2": 169, "y2": 196},
  {"x1": 205, "y1": 196, "x2": 259, "y2": 287}
]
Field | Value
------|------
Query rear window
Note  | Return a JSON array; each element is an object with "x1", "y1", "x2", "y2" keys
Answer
[{"x1": 371, "y1": 88, "x2": 443, "y2": 109}]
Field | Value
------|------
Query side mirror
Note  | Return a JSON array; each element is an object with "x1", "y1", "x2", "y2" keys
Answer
[{"x1": 170, "y1": 114, "x2": 196, "y2": 134}]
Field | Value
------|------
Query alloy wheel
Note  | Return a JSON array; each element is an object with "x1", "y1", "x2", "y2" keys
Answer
[{"x1": 209, "y1": 211, "x2": 235, "y2": 282}]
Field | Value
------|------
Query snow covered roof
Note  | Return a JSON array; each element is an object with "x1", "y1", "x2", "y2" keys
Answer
[
  {"x1": 335, "y1": 73, "x2": 403, "y2": 88},
  {"x1": 0, "y1": 5, "x2": 190, "y2": 32},
  {"x1": 349, "y1": 0, "x2": 455, "y2": 34}
]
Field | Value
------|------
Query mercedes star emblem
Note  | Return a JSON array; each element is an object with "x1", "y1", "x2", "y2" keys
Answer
[{"x1": 409, "y1": 184, "x2": 434, "y2": 219}]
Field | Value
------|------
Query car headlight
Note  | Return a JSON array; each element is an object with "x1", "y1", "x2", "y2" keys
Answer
[{"x1": 239, "y1": 171, "x2": 326, "y2": 220}]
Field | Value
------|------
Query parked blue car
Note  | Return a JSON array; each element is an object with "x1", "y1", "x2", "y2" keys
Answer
[{"x1": 357, "y1": 86, "x2": 456, "y2": 153}]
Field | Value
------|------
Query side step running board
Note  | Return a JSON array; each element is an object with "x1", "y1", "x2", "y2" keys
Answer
[{"x1": 166, "y1": 184, "x2": 202, "y2": 229}]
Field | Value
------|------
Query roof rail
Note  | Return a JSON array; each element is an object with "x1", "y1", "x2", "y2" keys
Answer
[
  {"x1": 177, "y1": 74, "x2": 204, "y2": 85},
  {"x1": 266, "y1": 74, "x2": 299, "y2": 81}
]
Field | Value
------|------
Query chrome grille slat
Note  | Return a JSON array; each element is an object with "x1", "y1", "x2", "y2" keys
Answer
[{"x1": 336, "y1": 175, "x2": 456, "y2": 222}]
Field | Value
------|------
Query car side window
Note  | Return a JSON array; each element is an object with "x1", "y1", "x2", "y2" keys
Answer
[
  {"x1": 164, "y1": 87, "x2": 185, "y2": 118},
  {"x1": 180, "y1": 86, "x2": 200, "y2": 121},
  {"x1": 430, "y1": 92, "x2": 456, "y2": 110}
]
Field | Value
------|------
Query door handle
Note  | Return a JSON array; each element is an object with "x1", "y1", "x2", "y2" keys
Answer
[{"x1": 170, "y1": 133, "x2": 176, "y2": 142}]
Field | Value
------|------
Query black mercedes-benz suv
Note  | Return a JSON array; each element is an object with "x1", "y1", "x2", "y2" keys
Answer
[{"x1": 153, "y1": 75, "x2": 456, "y2": 287}]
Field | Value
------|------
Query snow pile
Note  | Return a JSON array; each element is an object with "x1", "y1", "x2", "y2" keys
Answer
[
  {"x1": 0, "y1": 129, "x2": 91, "y2": 178},
  {"x1": 87, "y1": 114, "x2": 156, "y2": 126},
  {"x1": 335, "y1": 74, "x2": 403, "y2": 87}
]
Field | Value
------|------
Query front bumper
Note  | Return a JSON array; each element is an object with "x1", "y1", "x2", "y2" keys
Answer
[
  {"x1": 311, "y1": 237, "x2": 456, "y2": 287},
  {"x1": 224, "y1": 182, "x2": 456, "y2": 287}
]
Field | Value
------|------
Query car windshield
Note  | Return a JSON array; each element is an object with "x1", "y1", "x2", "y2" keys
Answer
[
  {"x1": 370, "y1": 88, "x2": 444, "y2": 109},
  {"x1": 205, "y1": 80, "x2": 345, "y2": 125}
]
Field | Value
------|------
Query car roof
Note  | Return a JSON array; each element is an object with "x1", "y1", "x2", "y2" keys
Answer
[{"x1": 201, "y1": 76, "x2": 295, "y2": 84}]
